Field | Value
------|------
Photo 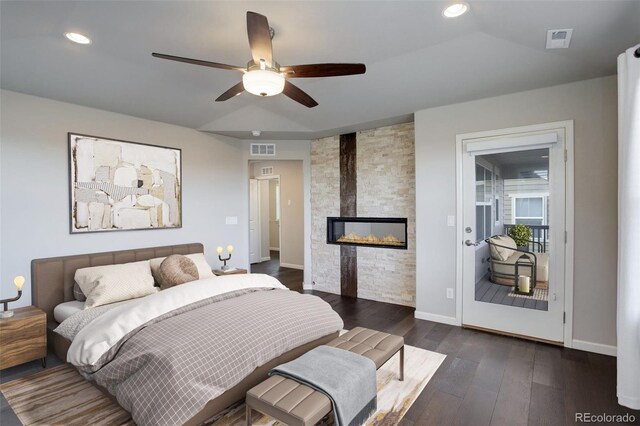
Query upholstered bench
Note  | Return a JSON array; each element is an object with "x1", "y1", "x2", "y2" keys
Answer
[{"x1": 245, "y1": 327, "x2": 404, "y2": 426}]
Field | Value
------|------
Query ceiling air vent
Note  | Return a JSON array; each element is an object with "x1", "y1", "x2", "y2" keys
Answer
[
  {"x1": 250, "y1": 143, "x2": 276, "y2": 156},
  {"x1": 546, "y1": 29, "x2": 573, "y2": 49},
  {"x1": 261, "y1": 167, "x2": 274, "y2": 176}
]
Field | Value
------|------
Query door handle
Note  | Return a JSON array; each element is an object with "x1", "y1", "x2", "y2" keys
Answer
[{"x1": 465, "y1": 240, "x2": 478, "y2": 246}]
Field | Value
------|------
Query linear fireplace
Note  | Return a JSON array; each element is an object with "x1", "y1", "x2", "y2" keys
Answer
[{"x1": 327, "y1": 217, "x2": 408, "y2": 249}]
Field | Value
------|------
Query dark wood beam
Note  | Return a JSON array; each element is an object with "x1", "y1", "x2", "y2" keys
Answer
[{"x1": 339, "y1": 132, "x2": 357, "y2": 298}]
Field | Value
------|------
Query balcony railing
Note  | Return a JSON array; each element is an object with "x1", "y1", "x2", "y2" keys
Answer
[{"x1": 503, "y1": 224, "x2": 550, "y2": 253}]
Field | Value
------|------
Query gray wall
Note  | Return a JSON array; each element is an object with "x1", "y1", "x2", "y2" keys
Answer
[
  {"x1": 0, "y1": 90, "x2": 248, "y2": 306},
  {"x1": 415, "y1": 76, "x2": 618, "y2": 348}
]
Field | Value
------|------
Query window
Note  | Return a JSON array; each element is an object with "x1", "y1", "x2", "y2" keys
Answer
[
  {"x1": 476, "y1": 163, "x2": 493, "y2": 241},
  {"x1": 512, "y1": 195, "x2": 546, "y2": 226},
  {"x1": 475, "y1": 160, "x2": 505, "y2": 241},
  {"x1": 494, "y1": 172, "x2": 502, "y2": 225}
]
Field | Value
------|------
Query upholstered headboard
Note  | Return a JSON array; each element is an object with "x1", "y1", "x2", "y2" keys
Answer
[{"x1": 31, "y1": 243, "x2": 204, "y2": 321}]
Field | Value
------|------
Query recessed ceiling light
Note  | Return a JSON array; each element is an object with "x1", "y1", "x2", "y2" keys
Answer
[
  {"x1": 65, "y1": 32, "x2": 91, "y2": 45},
  {"x1": 442, "y1": 3, "x2": 469, "y2": 18}
]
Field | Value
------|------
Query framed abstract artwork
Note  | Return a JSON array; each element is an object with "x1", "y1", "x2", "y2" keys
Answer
[{"x1": 69, "y1": 133, "x2": 182, "y2": 233}]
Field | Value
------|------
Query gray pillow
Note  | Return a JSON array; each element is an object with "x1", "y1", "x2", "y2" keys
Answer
[
  {"x1": 158, "y1": 255, "x2": 199, "y2": 290},
  {"x1": 73, "y1": 282, "x2": 86, "y2": 302}
]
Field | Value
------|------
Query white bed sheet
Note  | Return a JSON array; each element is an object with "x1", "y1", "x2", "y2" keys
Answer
[{"x1": 53, "y1": 300, "x2": 85, "y2": 323}]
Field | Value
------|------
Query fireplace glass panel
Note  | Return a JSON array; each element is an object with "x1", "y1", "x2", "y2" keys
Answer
[{"x1": 327, "y1": 217, "x2": 407, "y2": 249}]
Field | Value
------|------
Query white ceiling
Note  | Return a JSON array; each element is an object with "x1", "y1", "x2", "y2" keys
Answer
[{"x1": 1, "y1": 1, "x2": 638, "y2": 140}]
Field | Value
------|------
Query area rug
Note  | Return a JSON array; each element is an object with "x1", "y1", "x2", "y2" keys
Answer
[
  {"x1": 0, "y1": 364, "x2": 134, "y2": 426},
  {"x1": 508, "y1": 287, "x2": 548, "y2": 301},
  {"x1": 1, "y1": 344, "x2": 444, "y2": 426}
]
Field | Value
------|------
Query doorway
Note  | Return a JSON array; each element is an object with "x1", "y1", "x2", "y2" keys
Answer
[
  {"x1": 248, "y1": 160, "x2": 304, "y2": 291},
  {"x1": 458, "y1": 122, "x2": 573, "y2": 343}
]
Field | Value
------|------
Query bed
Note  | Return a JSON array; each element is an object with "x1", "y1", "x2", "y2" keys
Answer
[{"x1": 31, "y1": 243, "x2": 342, "y2": 426}]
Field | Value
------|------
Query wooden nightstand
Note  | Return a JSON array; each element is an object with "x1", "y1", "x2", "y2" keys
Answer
[
  {"x1": 0, "y1": 306, "x2": 47, "y2": 370},
  {"x1": 213, "y1": 268, "x2": 248, "y2": 276}
]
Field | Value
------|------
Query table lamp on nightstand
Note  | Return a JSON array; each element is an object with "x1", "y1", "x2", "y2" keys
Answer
[
  {"x1": 1, "y1": 276, "x2": 25, "y2": 318},
  {"x1": 217, "y1": 245, "x2": 234, "y2": 271}
]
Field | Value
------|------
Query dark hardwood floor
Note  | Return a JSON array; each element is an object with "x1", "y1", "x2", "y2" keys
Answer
[
  {"x1": 251, "y1": 250, "x2": 303, "y2": 292},
  {"x1": 309, "y1": 293, "x2": 639, "y2": 426},
  {"x1": 259, "y1": 258, "x2": 638, "y2": 426},
  {"x1": 1, "y1": 259, "x2": 637, "y2": 426}
]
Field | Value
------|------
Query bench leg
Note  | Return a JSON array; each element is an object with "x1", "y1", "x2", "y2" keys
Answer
[
  {"x1": 399, "y1": 346, "x2": 404, "y2": 381},
  {"x1": 246, "y1": 404, "x2": 252, "y2": 426}
]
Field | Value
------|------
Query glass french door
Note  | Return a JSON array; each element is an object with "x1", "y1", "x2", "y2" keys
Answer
[{"x1": 461, "y1": 127, "x2": 566, "y2": 342}]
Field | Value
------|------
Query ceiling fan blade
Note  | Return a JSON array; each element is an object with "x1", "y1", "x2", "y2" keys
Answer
[
  {"x1": 246, "y1": 11, "x2": 273, "y2": 68},
  {"x1": 282, "y1": 81, "x2": 318, "y2": 108},
  {"x1": 280, "y1": 63, "x2": 366, "y2": 78},
  {"x1": 215, "y1": 82, "x2": 245, "y2": 102},
  {"x1": 152, "y1": 53, "x2": 244, "y2": 72}
]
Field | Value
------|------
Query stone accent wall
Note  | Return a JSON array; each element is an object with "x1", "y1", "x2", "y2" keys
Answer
[
  {"x1": 356, "y1": 123, "x2": 416, "y2": 306},
  {"x1": 311, "y1": 122, "x2": 416, "y2": 306},
  {"x1": 310, "y1": 135, "x2": 341, "y2": 295}
]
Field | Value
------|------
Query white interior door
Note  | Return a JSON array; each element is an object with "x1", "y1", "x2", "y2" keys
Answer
[
  {"x1": 461, "y1": 127, "x2": 567, "y2": 342},
  {"x1": 249, "y1": 179, "x2": 260, "y2": 264},
  {"x1": 259, "y1": 179, "x2": 270, "y2": 261}
]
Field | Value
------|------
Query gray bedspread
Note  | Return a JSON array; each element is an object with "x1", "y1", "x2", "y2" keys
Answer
[{"x1": 62, "y1": 288, "x2": 343, "y2": 426}]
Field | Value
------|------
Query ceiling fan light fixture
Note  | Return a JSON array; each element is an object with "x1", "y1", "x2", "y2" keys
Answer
[
  {"x1": 442, "y1": 3, "x2": 469, "y2": 18},
  {"x1": 65, "y1": 32, "x2": 91, "y2": 44},
  {"x1": 242, "y1": 69, "x2": 285, "y2": 97}
]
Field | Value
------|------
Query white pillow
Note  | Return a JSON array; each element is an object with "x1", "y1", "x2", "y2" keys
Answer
[
  {"x1": 489, "y1": 235, "x2": 517, "y2": 261},
  {"x1": 75, "y1": 260, "x2": 157, "y2": 309},
  {"x1": 149, "y1": 253, "x2": 215, "y2": 283}
]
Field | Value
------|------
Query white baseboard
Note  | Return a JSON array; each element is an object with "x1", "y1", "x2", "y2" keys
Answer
[
  {"x1": 269, "y1": 247, "x2": 280, "y2": 251},
  {"x1": 280, "y1": 262, "x2": 304, "y2": 270},
  {"x1": 260, "y1": 256, "x2": 271, "y2": 262},
  {"x1": 303, "y1": 282, "x2": 313, "y2": 290},
  {"x1": 572, "y1": 339, "x2": 617, "y2": 356},
  {"x1": 414, "y1": 311, "x2": 460, "y2": 326}
]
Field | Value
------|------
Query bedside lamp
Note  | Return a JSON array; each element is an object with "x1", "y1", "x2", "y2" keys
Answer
[
  {"x1": 217, "y1": 245, "x2": 233, "y2": 271},
  {"x1": 1, "y1": 276, "x2": 25, "y2": 318}
]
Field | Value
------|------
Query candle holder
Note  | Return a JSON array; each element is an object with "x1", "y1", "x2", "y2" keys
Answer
[
  {"x1": 1, "y1": 276, "x2": 25, "y2": 318},
  {"x1": 216, "y1": 245, "x2": 234, "y2": 271},
  {"x1": 514, "y1": 255, "x2": 535, "y2": 295},
  {"x1": 219, "y1": 253, "x2": 232, "y2": 271}
]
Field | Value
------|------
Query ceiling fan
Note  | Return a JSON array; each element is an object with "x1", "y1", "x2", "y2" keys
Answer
[{"x1": 152, "y1": 11, "x2": 366, "y2": 108}]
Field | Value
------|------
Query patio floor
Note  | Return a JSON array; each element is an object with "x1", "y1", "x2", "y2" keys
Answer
[{"x1": 475, "y1": 276, "x2": 548, "y2": 311}]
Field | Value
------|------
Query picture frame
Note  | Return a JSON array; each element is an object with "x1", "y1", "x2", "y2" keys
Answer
[{"x1": 68, "y1": 133, "x2": 182, "y2": 233}]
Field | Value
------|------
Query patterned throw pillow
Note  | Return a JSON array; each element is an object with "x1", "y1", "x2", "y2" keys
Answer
[
  {"x1": 157, "y1": 255, "x2": 200, "y2": 290},
  {"x1": 149, "y1": 253, "x2": 214, "y2": 283},
  {"x1": 73, "y1": 282, "x2": 86, "y2": 302}
]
